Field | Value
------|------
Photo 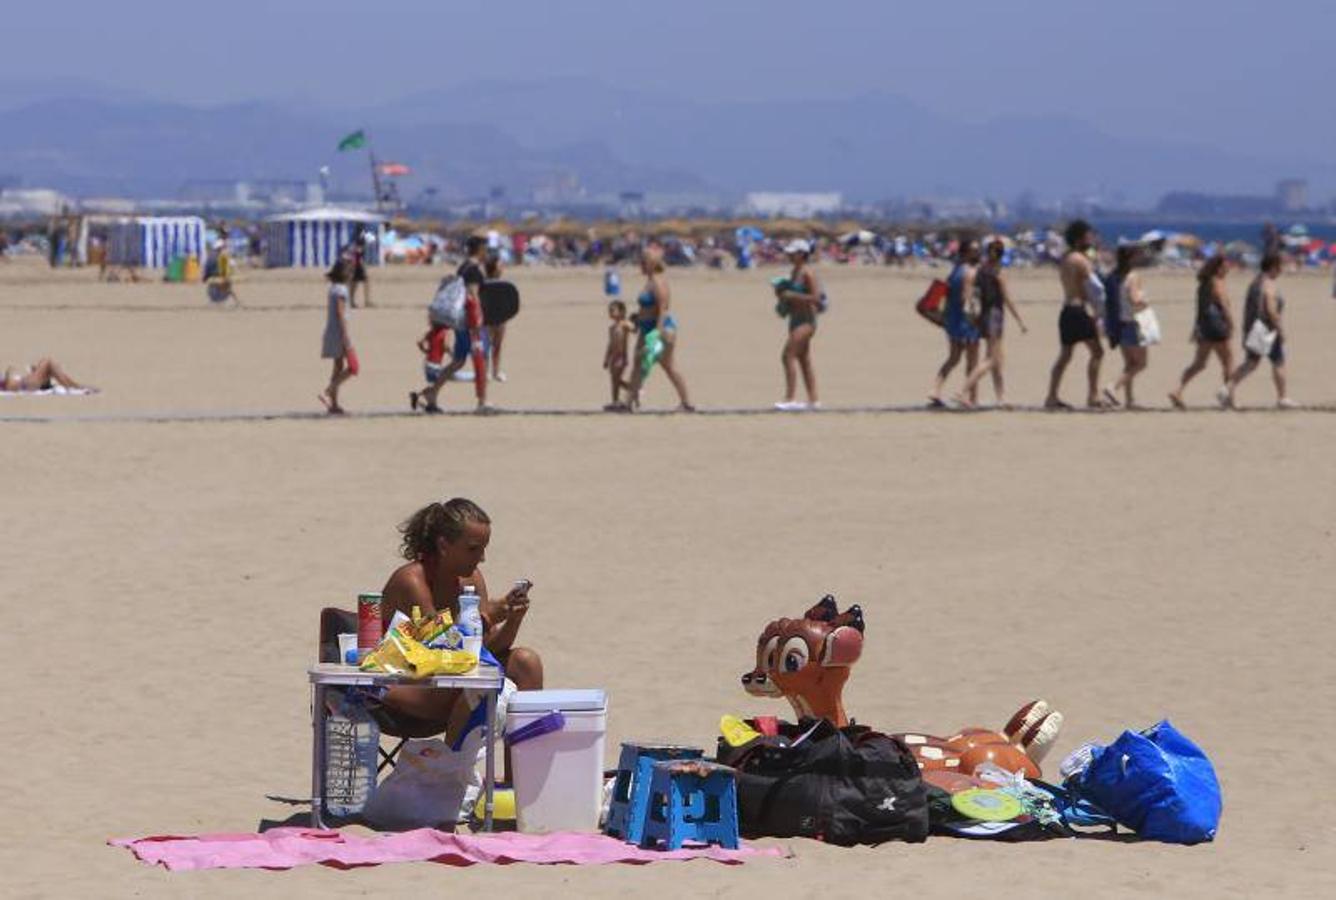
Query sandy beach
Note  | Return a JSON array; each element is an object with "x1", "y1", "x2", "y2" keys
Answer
[{"x1": 2, "y1": 258, "x2": 1334, "y2": 897}]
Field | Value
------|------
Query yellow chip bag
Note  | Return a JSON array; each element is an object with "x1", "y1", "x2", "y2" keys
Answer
[{"x1": 361, "y1": 625, "x2": 477, "y2": 678}]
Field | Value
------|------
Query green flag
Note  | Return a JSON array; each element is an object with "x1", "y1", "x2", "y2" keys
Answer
[{"x1": 337, "y1": 130, "x2": 367, "y2": 152}]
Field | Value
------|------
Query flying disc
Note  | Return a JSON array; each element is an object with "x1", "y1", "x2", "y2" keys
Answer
[{"x1": 951, "y1": 788, "x2": 1024, "y2": 822}]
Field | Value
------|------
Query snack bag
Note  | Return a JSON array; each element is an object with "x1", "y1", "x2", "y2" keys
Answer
[
  {"x1": 360, "y1": 626, "x2": 416, "y2": 676},
  {"x1": 400, "y1": 633, "x2": 477, "y2": 677},
  {"x1": 414, "y1": 611, "x2": 453, "y2": 647},
  {"x1": 361, "y1": 624, "x2": 477, "y2": 678}
]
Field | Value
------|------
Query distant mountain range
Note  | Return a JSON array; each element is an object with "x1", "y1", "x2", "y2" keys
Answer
[{"x1": 1, "y1": 78, "x2": 1332, "y2": 205}]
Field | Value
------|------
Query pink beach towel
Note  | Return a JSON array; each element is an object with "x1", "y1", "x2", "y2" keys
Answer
[{"x1": 109, "y1": 828, "x2": 790, "y2": 871}]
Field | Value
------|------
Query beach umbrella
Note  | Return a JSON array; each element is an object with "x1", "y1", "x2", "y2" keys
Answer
[{"x1": 838, "y1": 229, "x2": 877, "y2": 247}]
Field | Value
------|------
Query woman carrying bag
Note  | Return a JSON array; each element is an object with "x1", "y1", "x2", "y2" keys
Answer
[{"x1": 1169, "y1": 255, "x2": 1235, "y2": 409}]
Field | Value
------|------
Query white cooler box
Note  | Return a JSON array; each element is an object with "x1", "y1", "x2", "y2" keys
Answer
[{"x1": 506, "y1": 689, "x2": 607, "y2": 833}]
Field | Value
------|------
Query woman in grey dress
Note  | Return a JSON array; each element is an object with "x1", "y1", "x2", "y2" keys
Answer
[{"x1": 318, "y1": 261, "x2": 355, "y2": 414}]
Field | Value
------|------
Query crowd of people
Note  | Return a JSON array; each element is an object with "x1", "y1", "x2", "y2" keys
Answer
[
  {"x1": 315, "y1": 218, "x2": 1316, "y2": 416},
  {"x1": 926, "y1": 220, "x2": 1299, "y2": 412},
  {"x1": 377, "y1": 221, "x2": 1332, "y2": 274}
]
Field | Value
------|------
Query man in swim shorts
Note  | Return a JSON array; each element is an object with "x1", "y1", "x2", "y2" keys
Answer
[{"x1": 1044, "y1": 220, "x2": 1107, "y2": 409}]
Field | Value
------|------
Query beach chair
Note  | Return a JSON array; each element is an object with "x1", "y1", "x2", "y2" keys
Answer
[{"x1": 317, "y1": 608, "x2": 445, "y2": 772}]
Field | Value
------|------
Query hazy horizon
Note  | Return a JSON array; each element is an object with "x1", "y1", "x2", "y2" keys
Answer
[
  {"x1": 3, "y1": 1, "x2": 1335, "y2": 206},
  {"x1": 4, "y1": 0, "x2": 1333, "y2": 155}
]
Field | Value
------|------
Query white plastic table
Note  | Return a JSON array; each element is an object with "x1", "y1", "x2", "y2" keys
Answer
[{"x1": 308, "y1": 663, "x2": 506, "y2": 830}]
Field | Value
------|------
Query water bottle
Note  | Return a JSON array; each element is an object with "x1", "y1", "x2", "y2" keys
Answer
[
  {"x1": 458, "y1": 585, "x2": 484, "y2": 660},
  {"x1": 323, "y1": 691, "x2": 379, "y2": 818},
  {"x1": 604, "y1": 268, "x2": 621, "y2": 297}
]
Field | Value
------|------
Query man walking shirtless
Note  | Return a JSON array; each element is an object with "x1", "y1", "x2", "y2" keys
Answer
[{"x1": 1045, "y1": 220, "x2": 1107, "y2": 409}]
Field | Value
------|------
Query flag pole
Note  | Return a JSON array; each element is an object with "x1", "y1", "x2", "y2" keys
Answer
[{"x1": 366, "y1": 131, "x2": 384, "y2": 213}]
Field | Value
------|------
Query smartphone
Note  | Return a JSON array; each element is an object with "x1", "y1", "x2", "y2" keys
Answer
[{"x1": 513, "y1": 578, "x2": 533, "y2": 597}]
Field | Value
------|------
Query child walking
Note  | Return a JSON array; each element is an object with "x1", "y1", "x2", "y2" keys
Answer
[
  {"x1": 318, "y1": 261, "x2": 355, "y2": 414},
  {"x1": 603, "y1": 299, "x2": 634, "y2": 410},
  {"x1": 410, "y1": 313, "x2": 450, "y2": 413}
]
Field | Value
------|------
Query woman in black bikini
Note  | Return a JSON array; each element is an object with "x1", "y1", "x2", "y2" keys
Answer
[
  {"x1": 957, "y1": 239, "x2": 1027, "y2": 407},
  {"x1": 1168, "y1": 255, "x2": 1235, "y2": 409}
]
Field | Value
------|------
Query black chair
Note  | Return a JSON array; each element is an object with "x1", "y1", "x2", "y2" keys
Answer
[{"x1": 318, "y1": 607, "x2": 443, "y2": 771}]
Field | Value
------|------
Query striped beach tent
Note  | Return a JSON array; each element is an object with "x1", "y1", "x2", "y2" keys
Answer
[
  {"x1": 106, "y1": 216, "x2": 207, "y2": 268},
  {"x1": 264, "y1": 207, "x2": 386, "y2": 269}
]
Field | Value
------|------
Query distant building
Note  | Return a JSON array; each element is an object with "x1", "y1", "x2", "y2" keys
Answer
[
  {"x1": 619, "y1": 191, "x2": 646, "y2": 219},
  {"x1": 531, "y1": 173, "x2": 584, "y2": 205},
  {"x1": 1275, "y1": 179, "x2": 1307, "y2": 213},
  {"x1": 1155, "y1": 191, "x2": 1278, "y2": 219},
  {"x1": 177, "y1": 179, "x2": 323, "y2": 210},
  {"x1": 744, "y1": 192, "x2": 843, "y2": 218},
  {"x1": 80, "y1": 197, "x2": 138, "y2": 215},
  {"x1": 0, "y1": 188, "x2": 71, "y2": 217}
]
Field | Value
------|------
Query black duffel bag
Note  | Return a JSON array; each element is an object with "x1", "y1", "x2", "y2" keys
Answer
[{"x1": 717, "y1": 719, "x2": 929, "y2": 845}]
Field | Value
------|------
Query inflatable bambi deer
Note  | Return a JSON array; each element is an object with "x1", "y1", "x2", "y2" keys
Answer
[{"x1": 740, "y1": 596, "x2": 1063, "y2": 778}]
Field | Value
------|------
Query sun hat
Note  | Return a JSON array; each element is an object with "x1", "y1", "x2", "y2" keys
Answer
[{"x1": 784, "y1": 239, "x2": 812, "y2": 256}]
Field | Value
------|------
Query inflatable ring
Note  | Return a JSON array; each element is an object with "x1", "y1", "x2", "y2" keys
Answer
[{"x1": 951, "y1": 788, "x2": 1024, "y2": 822}]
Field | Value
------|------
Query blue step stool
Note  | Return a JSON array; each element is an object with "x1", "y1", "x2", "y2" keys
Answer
[
  {"x1": 605, "y1": 743, "x2": 703, "y2": 844},
  {"x1": 638, "y1": 760, "x2": 739, "y2": 851}
]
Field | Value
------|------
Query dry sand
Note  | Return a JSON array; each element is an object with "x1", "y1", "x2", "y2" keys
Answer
[{"x1": 2, "y1": 257, "x2": 1334, "y2": 897}]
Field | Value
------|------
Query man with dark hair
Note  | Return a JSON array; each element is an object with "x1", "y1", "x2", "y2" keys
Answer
[
  {"x1": 420, "y1": 235, "x2": 492, "y2": 413},
  {"x1": 1221, "y1": 253, "x2": 1294, "y2": 409},
  {"x1": 1044, "y1": 220, "x2": 1107, "y2": 409}
]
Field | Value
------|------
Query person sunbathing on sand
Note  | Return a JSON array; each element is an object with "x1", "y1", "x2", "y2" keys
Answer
[
  {"x1": 2, "y1": 357, "x2": 97, "y2": 393},
  {"x1": 375, "y1": 498, "x2": 544, "y2": 752}
]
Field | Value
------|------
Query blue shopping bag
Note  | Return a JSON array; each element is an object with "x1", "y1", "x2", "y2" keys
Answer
[{"x1": 1074, "y1": 720, "x2": 1221, "y2": 844}]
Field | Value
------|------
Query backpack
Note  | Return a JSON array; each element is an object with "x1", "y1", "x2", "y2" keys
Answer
[
  {"x1": 429, "y1": 275, "x2": 467, "y2": 328},
  {"x1": 717, "y1": 719, "x2": 929, "y2": 846}
]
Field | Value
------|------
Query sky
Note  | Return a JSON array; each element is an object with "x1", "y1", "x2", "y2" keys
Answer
[{"x1": 2, "y1": 0, "x2": 1333, "y2": 159}]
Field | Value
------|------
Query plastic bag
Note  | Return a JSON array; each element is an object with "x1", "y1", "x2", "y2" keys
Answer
[
  {"x1": 640, "y1": 329, "x2": 664, "y2": 377},
  {"x1": 1071, "y1": 720, "x2": 1221, "y2": 844},
  {"x1": 429, "y1": 275, "x2": 467, "y2": 329},
  {"x1": 361, "y1": 679, "x2": 515, "y2": 831},
  {"x1": 361, "y1": 738, "x2": 476, "y2": 830},
  {"x1": 360, "y1": 626, "x2": 476, "y2": 678}
]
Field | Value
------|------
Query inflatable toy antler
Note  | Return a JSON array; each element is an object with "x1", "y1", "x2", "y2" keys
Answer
[{"x1": 741, "y1": 595, "x2": 864, "y2": 726}]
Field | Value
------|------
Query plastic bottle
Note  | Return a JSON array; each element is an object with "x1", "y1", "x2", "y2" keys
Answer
[
  {"x1": 457, "y1": 585, "x2": 484, "y2": 660},
  {"x1": 323, "y1": 691, "x2": 380, "y2": 818}
]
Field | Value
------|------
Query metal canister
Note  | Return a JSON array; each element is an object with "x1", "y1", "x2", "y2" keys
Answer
[{"x1": 356, "y1": 592, "x2": 383, "y2": 657}]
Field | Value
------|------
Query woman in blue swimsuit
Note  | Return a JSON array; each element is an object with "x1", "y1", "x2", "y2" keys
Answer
[
  {"x1": 928, "y1": 238, "x2": 981, "y2": 407},
  {"x1": 625, "y1": 246, "x2": 693, "y2": 411}
]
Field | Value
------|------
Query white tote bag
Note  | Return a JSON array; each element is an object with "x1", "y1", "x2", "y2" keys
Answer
[
  {"x1": 1134, "y1": 308, "x2": 1161, "y2": 347},
  {"x1": 1244, "y1": 318, "x2": 1277, "y2": 357},
  {"x1": 362, "y1": 681, "x2": 513, "y2": 830},
  {"x1": 361, "y1": 737, "x2": 478, "y2": 830}
]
